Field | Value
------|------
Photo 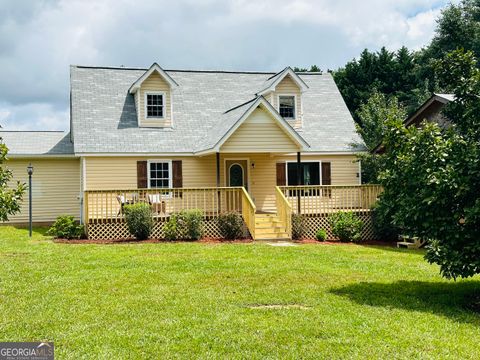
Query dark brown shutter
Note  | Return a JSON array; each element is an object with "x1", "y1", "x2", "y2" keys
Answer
[
  {"x1": 172, "y1": 160, "x2": 183, "y2": 188},
  {"x1": 276, "y1": 163, "x2": 286, "y2": 186},
  {"x1": 137, "y1": 161, "x2": 148, "y2": 188},
  {"x1": 321, "y1": 162, "x2": 331, "y2": 185}
]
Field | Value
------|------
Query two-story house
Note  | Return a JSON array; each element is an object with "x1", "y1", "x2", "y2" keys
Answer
[{"x1": 0, "y1": 64, "x2": 373, "y2": 240}]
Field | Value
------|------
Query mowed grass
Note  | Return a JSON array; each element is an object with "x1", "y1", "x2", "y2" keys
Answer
[{"x1": 0, "y1": 227, "x2": 479, "y2": 359}]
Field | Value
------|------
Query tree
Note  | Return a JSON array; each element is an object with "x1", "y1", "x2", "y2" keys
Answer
[
  {"x1": 333, "y1": 47, "x2": 422, "y2": 121},
  {"x1": 355, "y1": 91, "x2": 406, "y2": 150},
  {"x1": 354, "y1": 91, "x2": 407, "y2": 184},
  {"x1": 427, "y1": 0, "x2": 480, "y2": 61},
  {"x1": 0, "y1": 139, "x2": 26, "y2": 221},
  {"x1": 376, "y1": 50, "x2": 480, "y2": 279},
  {"x1": 356, "y1": 90, "x2": 406, "y2": 184},
  {"x1": 293, "y1": 65, "x2": 322, "y2": 73}
]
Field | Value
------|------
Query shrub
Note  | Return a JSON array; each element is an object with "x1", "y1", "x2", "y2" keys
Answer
[
  {"x1": 371, "y1": 204, "x2": 401, "y2": 241},
  {"x1": 217, "y1": 212, "x2": 244, "y2": 239},
  {"x1": 124, "y1": 203, "x2": 153, "y2": 240},
  {"x1": 316, "y1": 229, "x2": 327, "y2": 241},
  {"x1": 47, "y1": 215, "x2": 84, "y2": 239},
  {"x1": 330, "y1": 211, "x2": 364, "y2": 242},
  {"x1": 292, "y1": 213, "x2": 306, "y2": 240},
  {"x1": 163, "y1": 209, "x2": 204, "y2": 241}
]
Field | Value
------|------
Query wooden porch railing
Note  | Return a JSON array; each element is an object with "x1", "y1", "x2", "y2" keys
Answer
[
  {"x1": 84, "y1": 187, "x2": 245, "y2": 224},
  {"x1": 279, "y1": 185, "x2": 383, "y2": 214},
  {"x1": 275, "y1": 186, "x2": 292, "y2": 238},
  {"x1": 241, "y1": 187, "x2": 256, "y2": 239}
]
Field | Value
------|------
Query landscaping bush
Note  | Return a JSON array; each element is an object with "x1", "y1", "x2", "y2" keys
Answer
[
  {"x1": 217, "y1": 212, "x2": 244, "y2": 239},
  {"x1": 371, "y1": 204, "x2": 401, "y2": 241},
  {"x1": 316, "y1": 229, "x2": 327, "y2": 241},
  {"x1": 47, "y1": 215, "x2": 84, "y2": 239},
  {"x1": 330, "y1": 211, "x2": 364, "y2": 242},
  {"x1": 292, "y1": 213, "x2": 306, "y2": 240},
  {"x1": 163, "y1": 209, "x2": 204, "y2": 241},
  {"x1": 124, "y1": 203, "x2": 153, "y2": 240}
]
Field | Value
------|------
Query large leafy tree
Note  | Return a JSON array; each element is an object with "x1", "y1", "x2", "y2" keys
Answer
[
  {"x1": 354, "y1": 91, "x2": 407, "y2": 184},
  {"x1": 0, "y1": 138, "x2": 26, "y2": 221},
  {"x1": 355, "y1": 91, "x2": 406, "y2": 150},
  {"x1": 376, "y1": 50, "x2": 480, "y2": 279}
]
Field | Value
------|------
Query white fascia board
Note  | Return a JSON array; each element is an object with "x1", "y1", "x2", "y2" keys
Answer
[
  {"x1": 257, "y1": 67, "x2": 309, "y2": 96},
  {"x1": 129, "y1": 63, "x2": 179, "y2": 94},
  {"x1": 76, "y1": 152, "x2": 195, "y2": 157},
  {"x1": 7, "y1": 154, "x2": 79, "y2": 159}
]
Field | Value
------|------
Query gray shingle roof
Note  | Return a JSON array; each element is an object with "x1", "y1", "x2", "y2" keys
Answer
[
  {"x1": 70, "y1": 66, "x2": 363, "y2": 153},
  {"x1": 0, "y1": 131, "x2": 74, "y2": 155}
]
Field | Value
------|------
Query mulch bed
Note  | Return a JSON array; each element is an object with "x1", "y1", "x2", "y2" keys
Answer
[
  {"x1": 295, "y1": 239, "x2": 396, "y2": 247},
  {"x1": 54, "y1": 237, "x2": 394, "y2": 246},
  {"x1": 53, "y1": 237, "x2": 254, "y2": 245}
]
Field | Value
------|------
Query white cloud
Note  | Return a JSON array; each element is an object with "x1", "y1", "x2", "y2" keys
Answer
[
  {"x1": 0, "y1": 0, "x2": 451, "y2": 130},
  {"x1": 0, "y1": 102, "x2": 68, "y2": 131}
]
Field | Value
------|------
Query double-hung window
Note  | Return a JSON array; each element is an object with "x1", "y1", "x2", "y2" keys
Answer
[
  {"x1": 145, "y1": 92, "x2": 165, "y2": 118},
  {"x1": 148, "y1": 161, "x2": 171, "y2": 189},
  {"x1": 279, "y1": 95, "x2": 295, "y2": 119}
]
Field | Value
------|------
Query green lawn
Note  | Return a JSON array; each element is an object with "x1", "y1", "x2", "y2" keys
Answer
[{"x1": 0, "y1": 227, "x2": 479, "y2": 359}]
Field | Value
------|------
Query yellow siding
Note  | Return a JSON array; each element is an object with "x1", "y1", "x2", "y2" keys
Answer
[
  {"x1": 138, "y1": 71, "x2": 172, "y2": 127},
  {"x1": 85, "y1": 156, "x2": 217, "y2": 190},
  {"x1": 270, "y1": 75, "x2": 302, "y2": 129},
  {"x1": 221, "y1": 153, "x2": 277, "y2": 211},
  {"x1": 84, "y1": 154, "x2": 359, "y2": 212},
  {"x1": 4, "y1": 158, "x2": 81, "y2": 223},
  {"x1": 220, "y1": 107, "x2": 300, "y2": 153}
]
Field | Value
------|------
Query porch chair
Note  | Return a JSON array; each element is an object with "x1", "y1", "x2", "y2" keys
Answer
[
  {"x1": 116, "y1": 193, "x2": 139, "y2": 215},
  {"x1": 116, "y1": 195, "x2": 127, "y2": 216},
  {"x1": 148, "y1": 193, "x2": 166, "y2": 214}
]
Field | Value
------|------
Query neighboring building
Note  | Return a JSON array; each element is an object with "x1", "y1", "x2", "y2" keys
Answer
[
  {"x1": 0, "y1": 64, "x2": 369, "y2": 239},
  {"x1": 372, "y1": 93, "x2": 454, "y2": 154}
]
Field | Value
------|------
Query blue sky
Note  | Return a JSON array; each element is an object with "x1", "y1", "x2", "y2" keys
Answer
[{"x1": 0, "y1": 0, "x2": 454, "y2": 131}]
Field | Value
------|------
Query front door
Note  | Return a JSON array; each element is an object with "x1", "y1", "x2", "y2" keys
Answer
[
  {"x1": 225, "y1": 160, "x2": 248, "y2": 211},
  {"x1": 225, "y1": 160, "x2": 248, "y2": 190}
]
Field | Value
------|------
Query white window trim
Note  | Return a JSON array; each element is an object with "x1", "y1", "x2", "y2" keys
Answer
[
  {"x1": 285, "y1": 160, "x2": 322, "y2": 186},
  {"x1": 144, "y1": 91, "x2": 166, "y2": 119},
  {"x1": 277, "y1": 94, "x2": 297, "y2": 120},
  {"x1": 147, "y1": 160, "x2": 172, "y2": 189}
]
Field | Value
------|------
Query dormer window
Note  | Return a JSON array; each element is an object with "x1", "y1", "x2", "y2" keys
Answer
[
  {"x1": 279, "y1": 95, "x2": 295, "y2": 119},
  {"x1": 145, "y1": 92, "x2": 165, "y2": 118}
]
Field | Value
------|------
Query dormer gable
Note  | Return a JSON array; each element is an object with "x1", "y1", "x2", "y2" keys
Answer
[
  {"x1": 257, "y1": 67, "x2": 308, "y2": 130},
  {"x1": 257, "y1": 67, "x2": 308, "y2": 96},
  {"x1": 129, "y1": 63, "x2": 178, "y2": 128}
]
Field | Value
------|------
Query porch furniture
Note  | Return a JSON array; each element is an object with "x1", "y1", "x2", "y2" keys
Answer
[
  {"x1": 116, "y1": 193, "x2": 139, "y2": 215},
  {"x1": 397, "y1": 235, "x2": 426, "y2": 249},
  {"x1": 148, "y1": 194, "x2": 166, "y2": 214}
]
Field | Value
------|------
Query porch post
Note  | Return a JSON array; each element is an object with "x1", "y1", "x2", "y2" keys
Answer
[
  {"x1": 216, "y1": 152, "x2": 221, "y2": 211},
  {"x1": 216, "y1": 152, "x2": 220, "y2": 187},
  {"x1": 297, "y1": 151, "x2": 301, "y2": 214}
]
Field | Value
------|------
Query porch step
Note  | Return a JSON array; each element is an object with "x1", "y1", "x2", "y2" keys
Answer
[
  {"x1": 255, "y1": 227, "x2": 287, "y2": 235},
  {"x1": 255, "y1": 233, "x2": 290, "y2": 240},
  {"x1": 253, "y1": 213, "x2": 291, "y2": 241}
]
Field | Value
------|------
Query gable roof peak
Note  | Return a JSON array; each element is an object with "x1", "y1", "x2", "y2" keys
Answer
[
  {"x1": 129, "y1": 63, "x2": 179, "y2": 94},
  {"x1": 257, "y1": 67, "x2": 309, "y2": 96}
]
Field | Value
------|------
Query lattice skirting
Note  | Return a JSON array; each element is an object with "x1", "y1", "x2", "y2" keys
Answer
[
  {"x1": 86, "y1": 217, "x2": 246, "y2": 240},
  {"x1": 302, "y1": 211, "x2": 377, "y2": 241}
]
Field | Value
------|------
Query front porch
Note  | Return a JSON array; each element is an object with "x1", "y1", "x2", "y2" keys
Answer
[{"x1": 84, "y1": 185, "x2": 383, "y2": 240}]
